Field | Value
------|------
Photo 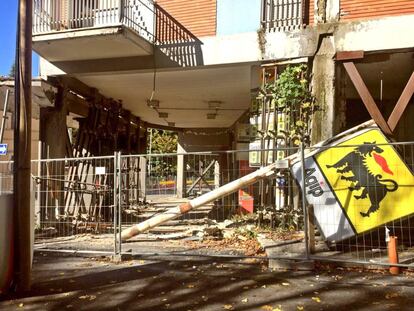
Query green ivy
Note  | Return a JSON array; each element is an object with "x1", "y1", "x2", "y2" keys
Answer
[{"x1": 255, "y1": 64, "x2": 318, "y2": 146}]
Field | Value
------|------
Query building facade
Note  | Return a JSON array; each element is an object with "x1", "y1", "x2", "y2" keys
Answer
[{"x1": 32, "y1": 0, "x2": 414, "y2": 156}]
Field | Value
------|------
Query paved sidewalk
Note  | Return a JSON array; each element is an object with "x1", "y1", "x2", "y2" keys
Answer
[{"x1": 1, "y1": 251, "x2": 414, "y2": 311}]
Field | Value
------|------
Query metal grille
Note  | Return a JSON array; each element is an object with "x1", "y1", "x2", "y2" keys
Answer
[{"x1": 261, "y1": 0, "x2": 306, "y2": 31}]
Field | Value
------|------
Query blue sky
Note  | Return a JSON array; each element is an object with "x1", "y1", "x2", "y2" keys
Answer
[{"x1": 0, "y1": 1, "x2": 39, "y2": 77}]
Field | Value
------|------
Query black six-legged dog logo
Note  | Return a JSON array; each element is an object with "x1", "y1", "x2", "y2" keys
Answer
[{"x1": 326, "y1": 142, "x2": 398, "y2": 218}]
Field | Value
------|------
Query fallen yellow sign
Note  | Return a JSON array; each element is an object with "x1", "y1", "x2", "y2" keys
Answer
[{"x1": 292, "y1": 126, "x2": 414, "y2": 241}]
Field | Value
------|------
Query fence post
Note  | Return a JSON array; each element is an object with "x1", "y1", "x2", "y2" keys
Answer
[
  {"x1": 117, "y1": 152, "x2": 122, "y2": 255},
  {"x1": 113, "y1": 151, "x2": 118, "y2": 256},
  {"x1": 300, "y1": 143, "x2": 310, "y2": 260},
  {"x1": 139, "y1": 156, "x2": 147, "y2": 201}
]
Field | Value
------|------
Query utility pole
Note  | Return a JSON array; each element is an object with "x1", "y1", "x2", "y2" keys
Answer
[{"x1": 13, "y1": 0, "x2": 32, "y2": 292}]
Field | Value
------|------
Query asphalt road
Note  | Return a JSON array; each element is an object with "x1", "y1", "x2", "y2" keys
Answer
[{"x1": 1, "y1": 252, "x2": 414, "y2": 311}]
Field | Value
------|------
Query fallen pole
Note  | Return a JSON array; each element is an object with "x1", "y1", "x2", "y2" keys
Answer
[{"x1": 121, "y1": 162, "x2": 280, "y2": 241}]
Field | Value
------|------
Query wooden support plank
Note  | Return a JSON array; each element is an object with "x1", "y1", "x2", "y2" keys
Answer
[
  {"x1": 336, "y1": 50, "x2": 364, "y2": 61},
  {"x1": 343, "y1": 62, "x2": 393, "y2": 136},
  {"x1": 52, "y1": 76, "x2": 96, "y2": 99},
  {"x1": 388, "y1": 71, "x2": 414, "y2": 131},
  {"x1": 65, "y1": 92, "x2": 89, "y2": 117}
]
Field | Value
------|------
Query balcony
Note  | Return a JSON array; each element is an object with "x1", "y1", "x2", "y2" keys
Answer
[
  {"x1": 33, "y1": 0, "x2": 203, "y2": 66},
  {"x1": 261, "y1": 0, "x2": 310, "y2": 31}
]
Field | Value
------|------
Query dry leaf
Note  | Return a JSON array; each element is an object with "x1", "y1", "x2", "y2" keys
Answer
[
  {"x1": 18, "y1": 303, "x2": 24, "y2": 308},
  {"x1": 385, "y1": 292, "x2": 400, "y2": 299},
  {"x1": 273, "y1": 307, "x2": 283, "y2": 311},
  {"x1": 79, "y1": 295, "x2": 96, "y2": 301},
  {"x1": 297, "y1": 306, "x2": 304, "y2": 310},
  {"x1": 281, "y1": 282, "x2": 290, "y2": 286},
  {"x1": 312, "y1": 297, "x2": 321, "y2": 303},
  {"x1": 223, "y1": 304, "x2": 233, "y2": 310},
  {"x1": 187, "y1": 284, "x2": 195, "y2": 288},
  {"x1": 261, "y1": 305, "x2": 273, "y2": 311},
  {"x1": 241, "y1": 298, "x2": 248, "y2": 303}
]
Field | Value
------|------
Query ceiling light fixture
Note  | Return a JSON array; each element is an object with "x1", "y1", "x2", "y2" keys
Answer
[
  {"x1": 208, "y1": 101, "x2": 222, "y2": 109},
  {"x1": 158, "y1": 112, "x2": 169, "y2": 118},
  {"x1": 147, "y1": 99, "x2": 160, "y2": 108}
]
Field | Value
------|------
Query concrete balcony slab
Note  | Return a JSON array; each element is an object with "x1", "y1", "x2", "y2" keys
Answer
[{"x1": 33, "y1": 25, "x2": 153, "y2": 62}]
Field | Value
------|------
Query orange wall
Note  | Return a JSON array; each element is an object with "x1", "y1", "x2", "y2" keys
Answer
[
  {"x1": 340, "y1": 0, "x2": 414, "y2": 21},
  {"x1": 155, "y1": 0, "x2": 217, "y2": 38},
  {"x1": 309, "y1": 0, "x2": 314, "y2": 25}
]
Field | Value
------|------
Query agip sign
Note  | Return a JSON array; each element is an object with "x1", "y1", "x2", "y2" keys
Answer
[{"x1": 292, "y1": 127, "x2": 414, "y2": 242}]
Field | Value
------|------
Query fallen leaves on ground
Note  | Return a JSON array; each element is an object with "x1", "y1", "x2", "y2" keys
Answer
[
  {"x1": 223, "y1": 304, "x2": 233, "y2": 310},
  {"x1": 311, "y1": 297, "x2": 321, "y2": 303},
  {"x1": 185, "y1": 236, "x2": 265, "y2": 257},
  {"x1": 385, "y1": 292, "x2": 400, "y2": 299},
  {"x1": 297, "y1": 306, "x2": 304, "y2": 310},
  {"x1": 79, "y1": 295, "x2": 96, "y2": 301},
  {"x1": 241, "y1": 298, "x2": 248, "y2": 303}
]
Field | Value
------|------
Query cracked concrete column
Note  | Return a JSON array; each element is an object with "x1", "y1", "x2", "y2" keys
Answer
[
  {"x1": 39, "y1": 97, "x2": 68, "y2": 220},
  {"x1": 311, "y1": 35, "x2": 336, "y2": 144},
  {"x1": 314, "y1": 0, "x2": 340, "y2": 24}
]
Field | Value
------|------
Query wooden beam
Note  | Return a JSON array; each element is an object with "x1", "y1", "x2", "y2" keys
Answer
[
  {"x1": 52, "y1": 76, "x2": 97, "y2": 99},
  {"x1": 336, "y1": 50, "x2": 364, "y2": 61},
  {"x1": 65, "y1": 92, "x2": 90, "y2": 117},
  {"x1": 343, "y1": 62, "x2": 393, "y2": 136},
  {"x1": 388, "y1": 71, "x2": 414, "y2": 131}
]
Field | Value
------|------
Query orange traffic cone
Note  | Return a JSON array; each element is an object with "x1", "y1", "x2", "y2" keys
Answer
[{"x1": 388, "y1": 236, "x2": 399, "y2": 275}]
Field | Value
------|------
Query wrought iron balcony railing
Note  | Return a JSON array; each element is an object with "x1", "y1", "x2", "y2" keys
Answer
[
  {"x1": 261, "y1": 0, "x2": 309, "y2": 31},
  {"x1": 33, "y1": 0, "x2": 203, "y2": 66}
]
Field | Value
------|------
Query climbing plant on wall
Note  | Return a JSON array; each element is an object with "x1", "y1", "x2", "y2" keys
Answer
[{"x1": 254, "y1": 64, "x2": 318, "y2": 146}]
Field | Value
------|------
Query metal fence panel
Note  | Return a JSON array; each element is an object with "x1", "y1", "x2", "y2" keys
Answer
[
  {"x1": 22, "y1": 141, "x2": 414, "y2": 268},
  {"x1": 32, "y1": 155, "x2": 118, "y2": 255}
]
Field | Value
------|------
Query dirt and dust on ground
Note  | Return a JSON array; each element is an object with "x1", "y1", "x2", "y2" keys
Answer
[
  {"x1": 1, "y1": 251, "x2": 414, "y2": 311},
  {"x1": 23, "y1": 213, "x2": 414, "y2": 310}
]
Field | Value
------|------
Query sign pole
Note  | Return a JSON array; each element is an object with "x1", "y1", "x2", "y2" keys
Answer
[
  {"x1": 300, "y1": 143, "x2": 310, "y2": 260},
  {"x1": 13, "y1": 0, "x2": 32, "y2": 292}
]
